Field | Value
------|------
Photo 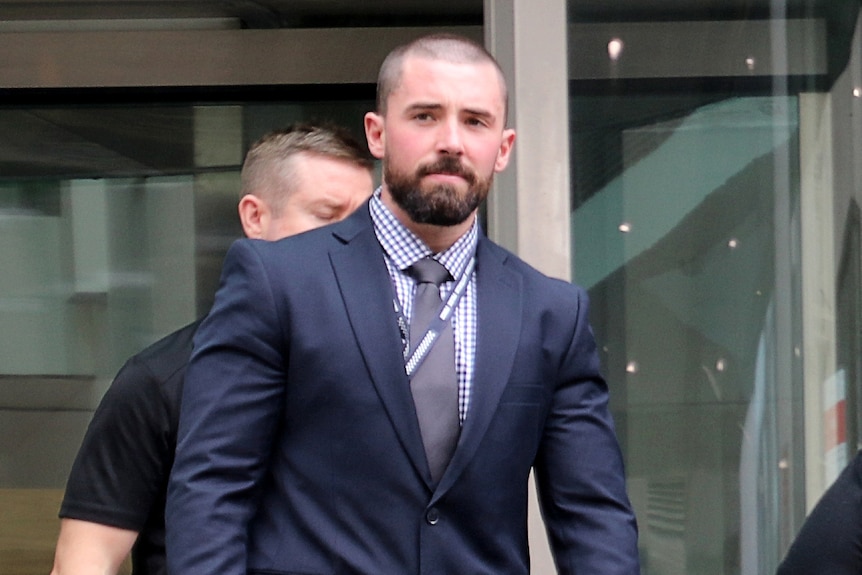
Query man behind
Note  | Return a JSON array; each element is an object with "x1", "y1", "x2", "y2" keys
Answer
[
  {"x1": 167, "y1": 33, "x2": 640, "y2": 574},
  {"x1": 776, "y1": 449, "x2": 862, "y2": 574},
  {"x1": 50, "y1": 123, "x2": 374, "y2": 575}
]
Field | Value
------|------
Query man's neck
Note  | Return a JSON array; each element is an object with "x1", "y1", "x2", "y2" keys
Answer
[{"x1": 381, "y1": 187, "x2": 474, "y2": 254}]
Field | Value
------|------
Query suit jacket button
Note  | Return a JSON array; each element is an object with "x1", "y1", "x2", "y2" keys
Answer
[{"x1": 426, "y1": 508, "x2": 440, "y2": 525}]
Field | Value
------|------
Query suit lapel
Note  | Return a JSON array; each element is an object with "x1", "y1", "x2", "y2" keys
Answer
[
  {"x1": 328, "y1": 207, "x2": 432, "y2": 487},
  {"x1": 434, "y1": 237, "x2": 523, "y2": 498}
]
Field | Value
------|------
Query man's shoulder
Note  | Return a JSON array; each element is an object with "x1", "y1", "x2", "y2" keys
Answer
[
  {"x1": 127, "y1": 319, "x2": 201, "y2": 385},
  {"x1": 479, "y1": 237, "x2": 585, "y2": 295},
  {"x1": 94, "y1": 320, "x2": 200, "y2": 431}
]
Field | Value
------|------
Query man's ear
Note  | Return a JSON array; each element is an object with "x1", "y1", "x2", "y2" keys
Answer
[
  {"x1": 364, "y1": 112, "x2": 386, "y2": 160},
  {"x1": 494, "y1": 128, "x2": 517, "y2": 173},
  {"x1": 238, "y1": 194, "x2": 267, "y2": 239}
]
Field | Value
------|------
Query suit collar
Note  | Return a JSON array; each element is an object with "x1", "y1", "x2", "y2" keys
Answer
[
  {"x1": 329, "y1": 205, "x2": 432, "y2": 486},
  {"x1": 433, "y1": 236, "x2": 523, "y2": 498},
  {"x1": 331, "y1": 209, "x2": 525, "y2": 495}
]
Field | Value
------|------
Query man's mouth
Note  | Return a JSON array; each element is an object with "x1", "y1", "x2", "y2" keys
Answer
[
  {"x1": 418, "y1": 160, "x2": 475, "y2": 185},
  {"x1": 424, "y1": 172, "x2": 466, "y2": 183}
]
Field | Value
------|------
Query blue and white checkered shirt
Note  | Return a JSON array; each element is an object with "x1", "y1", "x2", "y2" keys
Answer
[{"x1": 369, "y1": 188, "x2": 478, "y2": 422}]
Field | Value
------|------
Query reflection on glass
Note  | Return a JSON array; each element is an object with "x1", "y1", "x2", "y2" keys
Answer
[
  {"x1": 573, "y1": 95, "x2": 796, "y2": 572},
  {"x1": 569, "y1": 2, "x2": 862, "y2": 570}
]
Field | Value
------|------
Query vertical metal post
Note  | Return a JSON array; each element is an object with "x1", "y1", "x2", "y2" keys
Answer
[
  {"x1": 484, "y1": 1, "x2": 571, "y2": 571},
  {"x1": 484, "y1": 0, "x2": 572, "y2": 282}
]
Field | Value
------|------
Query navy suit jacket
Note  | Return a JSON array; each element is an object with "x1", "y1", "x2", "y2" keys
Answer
[{"x1": 166, "y1": 203, "x2": 639, "y2": 575}]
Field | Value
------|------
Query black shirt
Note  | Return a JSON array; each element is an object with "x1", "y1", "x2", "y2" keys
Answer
[{"x1": 60, "y1": 320, "x2": 201, "y2": 575}]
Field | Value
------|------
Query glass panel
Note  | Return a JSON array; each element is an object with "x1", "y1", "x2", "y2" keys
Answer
[
  {"x1": 0, "y1": 100, "x2": 373, "y2": 575},
  {"x1": 568, "y1": 2, "x2": 862, "y2": 573}
]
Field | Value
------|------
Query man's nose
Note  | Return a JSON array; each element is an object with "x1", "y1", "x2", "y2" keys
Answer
[{"x1": 437, "y1": 118, "x2": 465, "y2": 155}]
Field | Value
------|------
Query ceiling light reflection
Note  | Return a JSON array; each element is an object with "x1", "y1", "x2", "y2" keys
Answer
[{"x1": 608, "y1": 38, "x2": 624, "y2": 61}]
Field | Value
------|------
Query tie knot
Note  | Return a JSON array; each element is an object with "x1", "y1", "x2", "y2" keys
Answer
[{"x1": 409, "y1": 257, "x2": 451, "y2": 287}]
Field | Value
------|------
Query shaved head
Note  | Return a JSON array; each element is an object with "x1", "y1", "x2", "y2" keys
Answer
[{"x1": 375, "y1": 33, "x2": 508, "y2": 122}]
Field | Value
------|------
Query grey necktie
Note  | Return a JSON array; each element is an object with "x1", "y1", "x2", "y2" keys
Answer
[{"x1": 408, "y1": 257, "x2": 460, "y2": 484}]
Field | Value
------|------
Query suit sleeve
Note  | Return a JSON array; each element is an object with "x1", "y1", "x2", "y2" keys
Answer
[
  {"x1": 533, "y1": 287, "x2": 640, "y2": 574},
  {"x1": 166, "y1": 240, "x2": 287, "y2": 575}
]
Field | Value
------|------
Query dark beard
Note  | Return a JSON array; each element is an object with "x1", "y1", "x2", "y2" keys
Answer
[{"x1": 385, "y1": 156, "x2": 492, "y2": 226}]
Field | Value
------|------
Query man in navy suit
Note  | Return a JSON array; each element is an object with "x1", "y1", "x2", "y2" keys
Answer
[{"x1": 166, "y1": 33, "x2": 639, "y2": 574}]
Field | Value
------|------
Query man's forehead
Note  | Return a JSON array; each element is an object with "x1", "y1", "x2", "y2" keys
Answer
[
  {"x1": 400, "y1": 54, "x2": 501, "y2": 80},
  {"x1": 394, "y1": 56, "x2": 506, "y2": 108}
]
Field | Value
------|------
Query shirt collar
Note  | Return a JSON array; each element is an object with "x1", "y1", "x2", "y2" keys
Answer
[{"x1": 370, "y1": 187, "x2": 478, "y2": 281}]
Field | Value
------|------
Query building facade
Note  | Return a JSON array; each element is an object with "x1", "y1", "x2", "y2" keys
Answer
[{"x1": 1, "y1": 0, "x2": 861, "y2": 573}]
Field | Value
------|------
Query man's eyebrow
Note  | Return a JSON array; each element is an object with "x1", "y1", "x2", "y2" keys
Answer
[
  {"x1": 405, "y1": 102, "x2": 497, "y2": 121},
  {"x1": 405, "y1": 102, "x2": 443, "y2": 113},
  {"x1": 463, "y1": 107, "x2": 495, "y2": 120}
]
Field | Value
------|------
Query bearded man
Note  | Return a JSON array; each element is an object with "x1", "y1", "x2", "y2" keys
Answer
[{"x1": 166, "y1": 33, "x2": 639, "y2": 575}]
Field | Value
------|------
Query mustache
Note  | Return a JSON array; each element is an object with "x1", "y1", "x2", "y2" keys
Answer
[{"x1": 416, "y1": 157, "x2": 476, "y2": 184}]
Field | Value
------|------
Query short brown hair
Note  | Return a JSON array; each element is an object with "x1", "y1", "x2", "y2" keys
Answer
[
  {"x1": 240, "y1": 123, "x2": 374, "y2": 215},
  {"x1": 376, "y1": 33, "x2": 508, "y2": 121}
]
